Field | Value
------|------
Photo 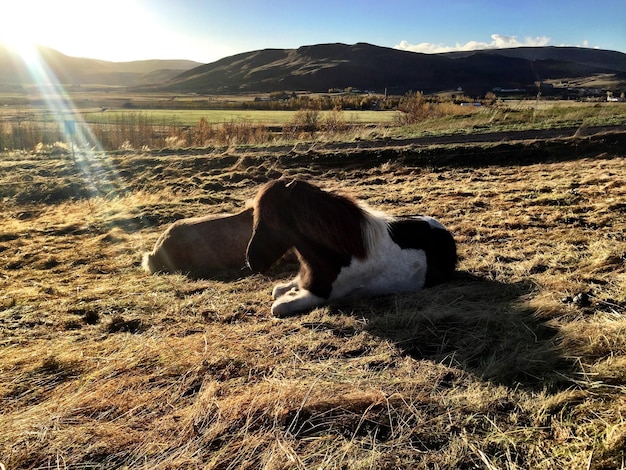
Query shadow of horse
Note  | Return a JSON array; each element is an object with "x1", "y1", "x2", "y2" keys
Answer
[{"x1": 328, "y1": 271, "x2": 576, "y2": 391}]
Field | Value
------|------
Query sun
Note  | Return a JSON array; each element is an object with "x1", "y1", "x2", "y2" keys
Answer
[
  {"x1": 0, "y1": 0, "x2": 91, "y2": 61},
  {"x1": 0, "y1": 3, "x2": 46, "y2": 65},
  {"x1": 1, "y1": 39, "x2": 40, "y2": 68},
  {"x1": 0, "y1": 0, "x2": 208, "y2": 63}
]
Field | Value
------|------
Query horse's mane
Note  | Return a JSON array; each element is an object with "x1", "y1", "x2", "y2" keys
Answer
[{"x1": 255, "y1": 179, "x2": 371, "y2": 259}]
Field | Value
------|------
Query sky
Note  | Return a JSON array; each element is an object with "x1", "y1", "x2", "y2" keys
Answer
[{"x1": 1, "y1": 0, "x2": 625, "y2": 64}]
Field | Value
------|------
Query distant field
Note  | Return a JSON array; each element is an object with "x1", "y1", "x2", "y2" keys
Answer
[
  {"x1": 0, "y1": 105, "x2": 398, "y2": 127},
  {"x1": 84, "y1": 109, "x2": 399, "y2": 126},
  {"x1": 387, "y1": 100, "x2": 626, "y2": 139},
  {"x1": 2, "y1": 90, "x2": 626, "y2": 151},
  {"x1": 0, "y1": 88, "x2": 397, "y2": 126},
  {"x1": 2, "y1": 97, "x2": 624, "y2": 128}
]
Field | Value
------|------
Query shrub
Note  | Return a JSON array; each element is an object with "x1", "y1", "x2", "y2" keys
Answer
[
  {"x1": 286, "y1": 109, "x2": 320, "y2": 136},
  {"x1": 395, "y1": 91, "x2": 431, "y2": 125},
  {"x1": 322, "y1": 109, "x2": 348, "y2": 133}
]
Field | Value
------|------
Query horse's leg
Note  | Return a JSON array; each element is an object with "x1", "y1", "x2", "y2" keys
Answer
[
  {"x1": 272, "y1": 276, "x2": 300, "y2": 299},
  {"x1": 271, "y1": 289, "x2": 325, "y2": 317}
]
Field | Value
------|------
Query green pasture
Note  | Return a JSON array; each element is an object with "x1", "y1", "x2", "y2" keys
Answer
[
  {"x1": 389, "y1": 101, "x2": 626, "y2": 137},
  {"x1": 0, "y1": 105, "x2": 398, "y2": 127},
  {"x1": 2, "y1": 96, "x2": 626, "y2": 152},
  {"x1": 83, "y1": 109, "x2": 398, "y2": 126},
  {"x1": 3, "y1": 100, "x2": 625, "y2": 130}
]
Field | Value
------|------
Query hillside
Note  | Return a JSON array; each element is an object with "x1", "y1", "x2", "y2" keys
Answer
[
  {"x1": 159, "y1": 42, "x2": 626, "y2": 95},
  {"x1": 0, "y1": 44, "x2": 201, "y2": 87},
  {"x1": 2, "y1": 42, "x2": 626, "y2": 95},
  {"x1": 444, "y1": 46, "x2": 626, "y2": 72}
]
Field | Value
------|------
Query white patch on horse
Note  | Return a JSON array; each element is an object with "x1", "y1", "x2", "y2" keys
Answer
[{"x1": 271, "y1": 287, "x2": 326, "y2": 318}]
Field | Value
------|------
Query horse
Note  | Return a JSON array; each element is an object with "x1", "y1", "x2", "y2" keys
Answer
[
  {"x1": 246, "y1": 178, "x2": 457, "y2": 317},
  {"x1": 142, "y1": 207, "x2": 253, "y2": 279}
]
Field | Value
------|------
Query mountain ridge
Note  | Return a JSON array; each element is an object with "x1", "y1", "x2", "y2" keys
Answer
[
  {"x1": 158, "y1": 42, "x2": 626, "y2": 95},
  {"x1": 0, "y1": 44, "x2": 201, "y2": 87},
  {"x1": 1, "y1": 42, "x2": 625, "y2": 95}
]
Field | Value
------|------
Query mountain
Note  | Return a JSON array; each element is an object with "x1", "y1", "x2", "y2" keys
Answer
[
  {"x1": 0, "y1": 44, "x2": 201, "y2": 87},
  {"x1": 2, "y1": 42, "x2": 625, "y2": 95},
  {"x1": 158, "y1": 43, "x2": 626, "y2": 95},
  {"x1": 443, "y1": 46, "x2": 626, "y2": 72}
]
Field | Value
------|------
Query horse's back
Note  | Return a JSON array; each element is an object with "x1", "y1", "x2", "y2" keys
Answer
[
  {"x1": 388, "y1": 216, "x2": 457, "y2": 287},
  {"x1": 143, "y1": 207, "x2": 253, "y2": 277}
]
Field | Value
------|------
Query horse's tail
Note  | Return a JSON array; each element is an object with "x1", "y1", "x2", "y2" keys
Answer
[{"x1": 424, "y1": 228, "x2": 457, "y2": 287}]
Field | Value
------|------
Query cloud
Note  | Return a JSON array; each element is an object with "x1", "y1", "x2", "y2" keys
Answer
[{"x1": 395, "y1": 34, "x2": 551, "y2": 54}]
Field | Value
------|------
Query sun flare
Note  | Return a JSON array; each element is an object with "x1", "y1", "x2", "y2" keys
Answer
[
  {"x1": 0, "y1": 2, "x2": 47, "y2": 65},
  {"x1": 1, "y1": 40, "x2": 40, "y2": 68},
  {"x1": 0, "y1": 0, "x2": 157, "y2": 62}
]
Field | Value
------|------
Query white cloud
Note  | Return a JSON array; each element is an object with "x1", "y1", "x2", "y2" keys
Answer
[{"x1": 395, "y1": 34, "x2": 551, "y2": 54}]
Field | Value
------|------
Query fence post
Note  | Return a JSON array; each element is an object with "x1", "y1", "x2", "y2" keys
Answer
[{"x1": 64, "y1": 119, "x2": 76, "y2": 161}]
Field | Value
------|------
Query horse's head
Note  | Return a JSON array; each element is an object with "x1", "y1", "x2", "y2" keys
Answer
[
  {"x1": 246, "y1": 219, "x2": 293, "y2": 272},
  {"x1": 246, "y1": 179, "x2": 296, "y2": 272}
]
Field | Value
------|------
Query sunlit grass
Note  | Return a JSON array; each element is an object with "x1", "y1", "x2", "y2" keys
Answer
[
  {"x1": 389, "y1": 102, "x2": 626, "y2": 139},
  {"x1": 1, "y1": 136, "x2": 625, "y2": 468}
]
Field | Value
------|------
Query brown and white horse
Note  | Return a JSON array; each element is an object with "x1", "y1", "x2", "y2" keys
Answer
[{"x1": 246, "y1": 178, "x2": 457, "y2": 317}]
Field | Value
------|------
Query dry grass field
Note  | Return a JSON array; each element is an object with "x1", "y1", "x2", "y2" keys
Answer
[{"x1": 1, "y1": 131, "x2": 625, "y2": 469}]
